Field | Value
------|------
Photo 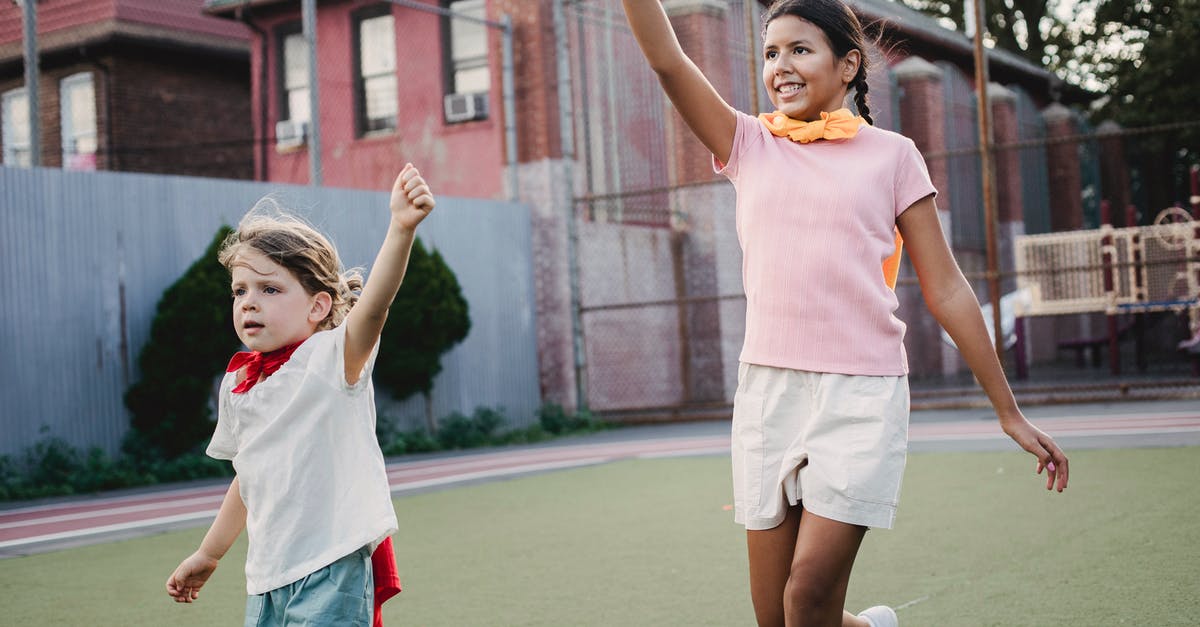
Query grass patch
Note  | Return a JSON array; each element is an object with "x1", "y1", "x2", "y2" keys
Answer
[{"x1": 1, "y1": 447, "x2": 1197, "y2": 625}]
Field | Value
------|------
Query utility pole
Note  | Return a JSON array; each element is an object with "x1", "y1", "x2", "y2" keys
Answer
[
  {"x1": 18, "y1": 0, "x2": 40, "y2": 166},
  {"x1": 969, "y1": 0, "x2": 1005, "y2": 360},
  {"x1": 301, "y1": 0, "x2": 322, "y2": 185}
]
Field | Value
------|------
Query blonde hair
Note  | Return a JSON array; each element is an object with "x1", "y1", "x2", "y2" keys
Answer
[{"x1": 218, "y1": 202, "x2": 362, "y2": 331}]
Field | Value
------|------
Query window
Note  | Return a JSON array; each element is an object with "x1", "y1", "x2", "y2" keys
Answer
[
  {"x1": 1, "y1": 88, "x2": 31, "y2": 167},
  {"x1": 278, "y1": 24, "x2": 309, "y2": 126},
  {"x1": 60, "y1": 73, "x2": 97, "y2": 171},
  {"x1": 443, "y1": 0, "x2": 490, "y2": 96},
  {"x1": 354, "y1": 7, "x2": 397, "y2": 135}
]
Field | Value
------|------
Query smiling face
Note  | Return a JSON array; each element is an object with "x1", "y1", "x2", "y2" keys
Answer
[
  {"x1": 229, "y1": 249, "x2": 330, "y2": 353},
  {"x1": 762, "y1": 15, "x2": 859, "y2": 122}
]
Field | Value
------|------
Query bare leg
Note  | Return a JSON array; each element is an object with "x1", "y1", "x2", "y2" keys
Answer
[
  {"x1": 746, "y1": 505, "x2": 802, "y2": 627},
  {"x1": 746, "y1": 505, "x2": 873, "y2": 627}
]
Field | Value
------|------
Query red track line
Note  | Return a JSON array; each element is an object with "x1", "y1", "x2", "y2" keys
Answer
[{"x1": 3, "y1": 413, "x2": 1198, "y2": 550}]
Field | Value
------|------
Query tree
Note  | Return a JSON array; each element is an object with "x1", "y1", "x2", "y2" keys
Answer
[
  {"x1": 1091, "y1": 0, "x2": 1200, "y2": 213},
  {"x1": 896, "y1": 0, "x2": 1084, "y2": 81},
  {"x1": 373, "y1": 238, "x2": 471, "y2": 433},
  {"x1": 125, "y1": 226, "x2": 241, "y2": 459}
]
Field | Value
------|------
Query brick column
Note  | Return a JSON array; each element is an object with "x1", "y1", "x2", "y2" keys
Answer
[
  {"x1": 498, "y1": 0, "x2": 577, "y2": 407},
  {"x1": 894, "y1": 56, "x2": 959, "y2": 377},
  {"x1": 1096, "y1": 120, "x2": 1132, "y2": 226},
  {"x1": 1043, "y1": 103, "x2": 1084, "y2": 232},
  {"x1": 664, "y1": 0, "x2": 732, "y2": 186},
  {"x1": 663, "y1": 0, "x2": 733, "y2": 403},
  {"x1": 989, "y1": 82, "x2": 1022, "y2": 296}
]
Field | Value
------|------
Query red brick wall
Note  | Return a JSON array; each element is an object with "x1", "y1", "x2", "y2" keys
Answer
[
  {"x1": 667, "y1": 3, "x2": 731, "y2": 185},
  {"x1": 106, "y1": 50, "x2": 252, "y2": 178},
  {"x1": 1, "y1": 48, "x2": 251, "y2": 177},
  {"x1": 496, "y1": 0, "x2": 561, "y2": 163}
]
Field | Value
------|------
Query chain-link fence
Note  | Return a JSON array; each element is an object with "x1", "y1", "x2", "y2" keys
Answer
[{"x1": 561, "y1": 0, "x2": 1200, "y2": 416}]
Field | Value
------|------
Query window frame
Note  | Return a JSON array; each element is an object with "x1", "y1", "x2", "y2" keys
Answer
[
  {"x1": 1, "y1": 87, "x2": 31, "y2": 167},
  {"x1": 440, "y1": 0, "x2": 491, "y2": 122},
  {"x1": 60, "y1": 72, "x2": 98, "y2": 170},
  {"x1": 352, "y1": 4, "x2": 398, "y2": 137},
  {"x1": 275, "y1": 20, "x2": 307, "y2": 126}
]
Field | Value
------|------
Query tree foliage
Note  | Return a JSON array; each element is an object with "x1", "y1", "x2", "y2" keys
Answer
[
  {"x1": 373, "y1": 238, "x2": 471, "y2": 408},
  {"x1": 125, "y1": 226, "x2": 240, "y2": 459},
  {"x1": 896, "y1": 0, "x2": 1082, "y2": 79}
]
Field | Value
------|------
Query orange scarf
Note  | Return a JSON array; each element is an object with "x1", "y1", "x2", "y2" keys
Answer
[{"x1": 758, "y1": 108, "x2": 864, "y2": 144}]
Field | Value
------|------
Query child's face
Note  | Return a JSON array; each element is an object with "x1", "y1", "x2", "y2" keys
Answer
[
  {"x1": 229, "y1": 249, "x2": 328, "y2": 353},
  {"x1": 762, "y1": 15, "x2": 858, "y2": 121}
]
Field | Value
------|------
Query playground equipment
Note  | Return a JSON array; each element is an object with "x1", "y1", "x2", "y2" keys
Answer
[{"x1": 1013, "y1": 205, "x2": 1200, "y2": 375}]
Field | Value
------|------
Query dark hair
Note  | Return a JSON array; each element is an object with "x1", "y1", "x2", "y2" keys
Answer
[{"x1": 764, "y1": 0, "x2": 874, "y2": 125}]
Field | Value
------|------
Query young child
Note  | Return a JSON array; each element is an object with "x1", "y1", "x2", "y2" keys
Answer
[
  {"x1": 621, "y1": 1, "x2": 1070, "y2": 625},
  {"x1": 165, "y1": 163, "x2": 435, "y2": 626}
]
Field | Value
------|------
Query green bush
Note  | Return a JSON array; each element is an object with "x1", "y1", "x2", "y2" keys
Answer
[
  {"x1": 125, "y1": 226, "x2": 241, "y2": 458},
  {"x1": 538, "y1": 402, "x2": 601, "y2": 435},
  {"x1": 374, "y1": 239, "x2": 471, "y2": 430},
  {"x1": 436, "y1": 407, "x2": 506, "y2": 450}
]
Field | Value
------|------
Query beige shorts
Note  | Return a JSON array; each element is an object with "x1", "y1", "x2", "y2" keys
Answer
[{"x1": 731, "y1": 363, "x2": 910, "y2": 531}]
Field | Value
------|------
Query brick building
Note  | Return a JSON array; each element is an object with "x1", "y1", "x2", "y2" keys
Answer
[
  {"x1": 194, "y1": 0, "x2": 1111, "y2": 410},
  {"x1": 0, "y1": 0, "x2": 253, "y2": 178}
]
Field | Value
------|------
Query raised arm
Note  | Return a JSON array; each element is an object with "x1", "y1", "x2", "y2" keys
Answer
[
  {"x1": 343, "y1": 164, "x2": 435, "y2": 384},
  {"x1": 166, "y1": 477, "x2": 246, "y2": 603},
  {"x1": 622, "y1": 0, "x2": 738, "y2": 164},
  {"x1": 897, "y1": 196, "x2": 1069, "y2": 492}
]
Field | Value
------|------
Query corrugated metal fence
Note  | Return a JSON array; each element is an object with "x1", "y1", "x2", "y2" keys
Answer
[{"x1": 0, "y1": 167, "x2": 540, "y2": 459}]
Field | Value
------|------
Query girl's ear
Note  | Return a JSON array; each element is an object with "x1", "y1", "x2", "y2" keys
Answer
[
  {"x1": 841, "y1": 49, "x2": 861, "y2": 84},
  {"x1": 309, "y1": 291, "x2": 333, "y2": 325}
]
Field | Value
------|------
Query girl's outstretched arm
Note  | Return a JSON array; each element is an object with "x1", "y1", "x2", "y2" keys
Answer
[
  {"x1": 622, "y1": 0, "x2": 737, "y2": 163},
  {"x1": 166, "y1": 478, "x2": 246, "y2": 603},
  {"x1": 898, "y1": 196, "x2": 1069, "y2": 492},
  {"x1": 343, "y1": 164, "x2": 435, "y2": 385}
]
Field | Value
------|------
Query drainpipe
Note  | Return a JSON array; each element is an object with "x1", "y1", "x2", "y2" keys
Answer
[{"x1": 236, "y1": 4, "x2": 269, "y2": 181}]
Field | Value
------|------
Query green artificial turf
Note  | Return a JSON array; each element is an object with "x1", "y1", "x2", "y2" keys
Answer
[{"x1": 1, "y1": 447, "x2": 1197, "y2": 626}]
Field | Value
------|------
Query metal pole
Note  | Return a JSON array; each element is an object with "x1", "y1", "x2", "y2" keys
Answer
[
  {"x1": 501, "y1": 15, "x2": 518, "y2": 201},
  {"x1": 553, "y1": 0, "x2": 588, "y2": 412},
  {"x1": 302, "y1": 0, "x2": 322, "y2": 186},
  {"x1": 602, "y1": 2, "x2": 623, "y2": 218},
  {"x1": 745, "y1": 0, "x2": 759, "y2": 114},
  {"x1": 19, "y1": 0, "x2": 40, "y2": 166},
  {"x1": 971, "y1": 0, "x2": 1004, "y2": 360}
]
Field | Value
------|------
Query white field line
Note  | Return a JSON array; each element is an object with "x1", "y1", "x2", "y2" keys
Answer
[
  {"x1": 0, "y1": 511, "x2": 219, "y2": 550},
  {"x1": 0, "y1": 494, "x2": 224, "y2": 530}
]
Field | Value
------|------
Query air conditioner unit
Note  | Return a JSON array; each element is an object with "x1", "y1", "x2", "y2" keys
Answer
[
  {"x1": 443, "y1": 92, "x2": 488, "y2": 123},
  {"x1": 275, "y1": 119, "x2": 308, "y2": 149}
]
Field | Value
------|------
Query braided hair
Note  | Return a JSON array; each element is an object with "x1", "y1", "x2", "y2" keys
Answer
[{"x1": 764, "y1": 0, "x2": 874, "y2": 126}]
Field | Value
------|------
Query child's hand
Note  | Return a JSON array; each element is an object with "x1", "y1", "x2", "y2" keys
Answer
[
  {"x1": 166, "y1": 551, "x2": 219, "y2": 603},
  {"x1": 1000, "y1": 414, "x2": 1069, "y2": 492},
  {"x1": 389, "y1": 163, "x2": 435, "y2": 231}
]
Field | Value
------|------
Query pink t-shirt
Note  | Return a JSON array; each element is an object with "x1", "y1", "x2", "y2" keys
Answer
[{"x1": 715, "y1": 110, "x2": 937, "y2": 376}]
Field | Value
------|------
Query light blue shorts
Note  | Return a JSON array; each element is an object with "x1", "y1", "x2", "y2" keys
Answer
[{"x1": 244, "y1": 546, "x2": 374, "y2": 627}]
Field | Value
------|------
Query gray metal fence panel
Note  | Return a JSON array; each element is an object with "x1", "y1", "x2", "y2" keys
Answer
[{"x1": 0, "y1": 167, "x2": 540, "y2": 459}]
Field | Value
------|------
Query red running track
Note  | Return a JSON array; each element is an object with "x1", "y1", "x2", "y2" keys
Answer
[{"x1": 3, "y1": 412, "x2": 1198, "y2": 554}]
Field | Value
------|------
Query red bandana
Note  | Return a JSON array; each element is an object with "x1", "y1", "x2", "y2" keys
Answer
[{"x1": 226, "y1": 342, "x2": 303, "y2": 394}]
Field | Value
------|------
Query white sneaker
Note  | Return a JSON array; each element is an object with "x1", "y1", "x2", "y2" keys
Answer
[{"x1": 858, "y1": 605, "x2": 898, "y2": 627}]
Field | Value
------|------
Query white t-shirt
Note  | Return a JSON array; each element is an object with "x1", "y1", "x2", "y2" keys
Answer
[{"x1": 207, "y1": 323, "x2": 398, "y2": 595}]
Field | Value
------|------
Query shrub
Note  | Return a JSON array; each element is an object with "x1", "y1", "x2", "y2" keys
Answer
[
  {"x1": 124, "y1": 226, "x2": 241, "y2": 458},
  {"x1": 374, "y1": 238, "x2": 470, "y2": 431},
  {"x1": 436, "y1": 407, "x2": 506, "y2": 450},
  {"x1": 538, "y1": 402, "x2": 601, "y2": 435}
]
